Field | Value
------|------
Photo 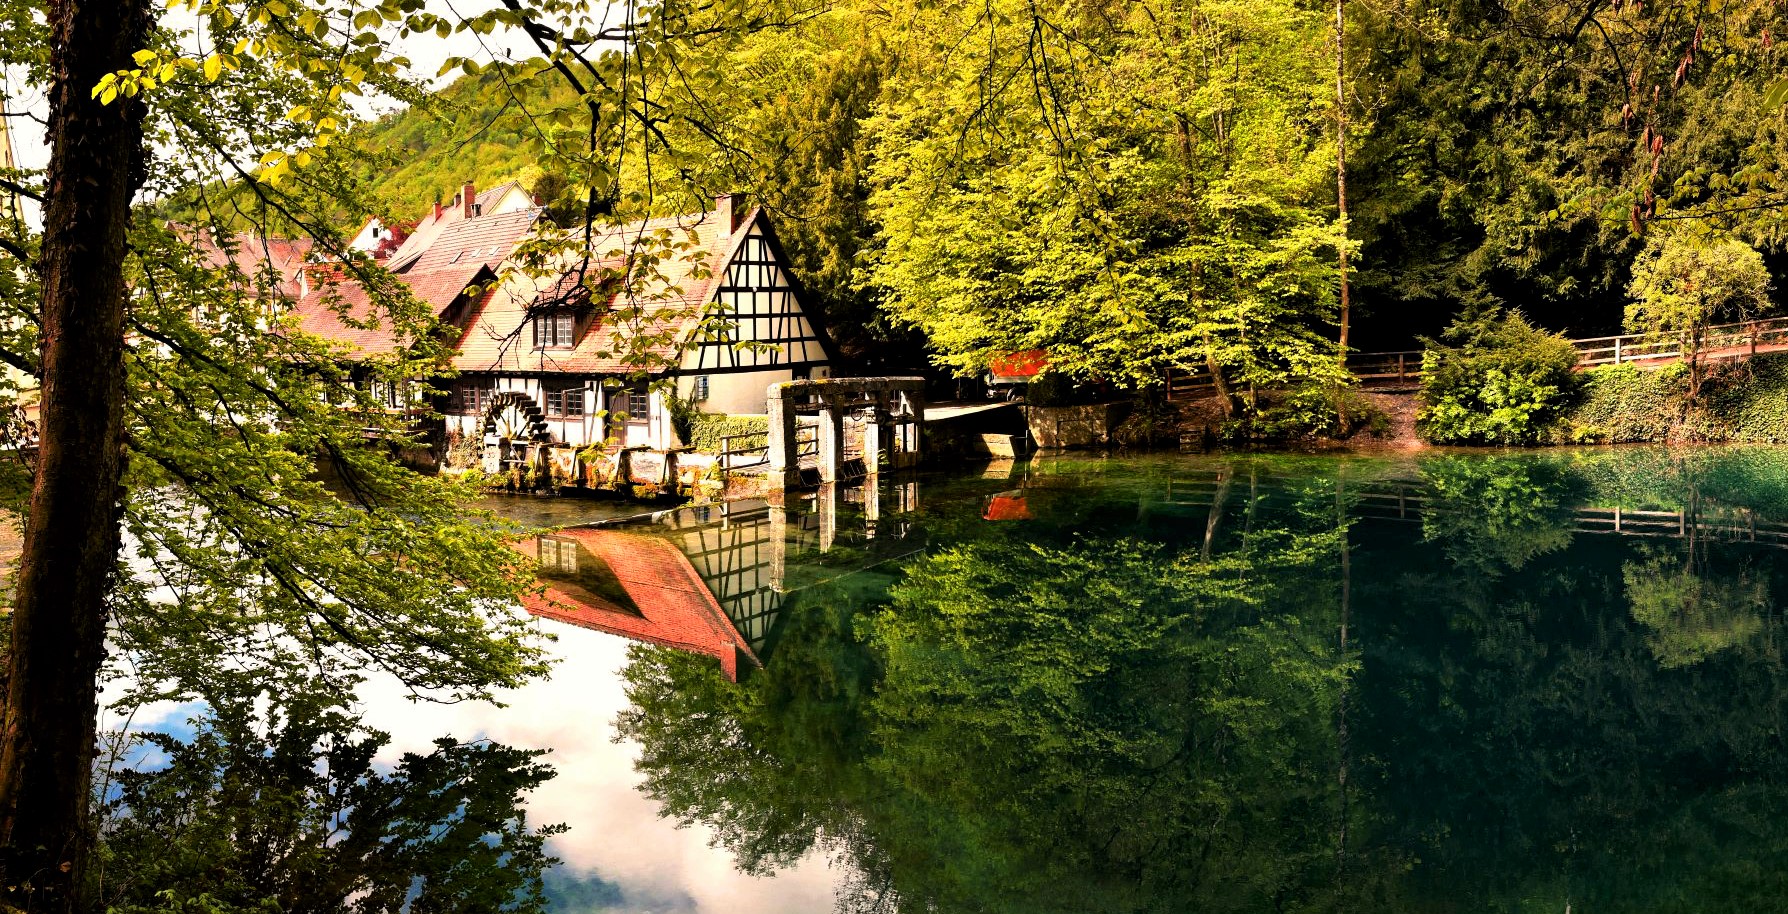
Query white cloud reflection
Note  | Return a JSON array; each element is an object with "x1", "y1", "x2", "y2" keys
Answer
[
  {"x1": 355, "y1": 622, "x2": 840, "y2": 914},
  {"x1": 112, "y1": 621, "x2": 838, "y2": 913}
]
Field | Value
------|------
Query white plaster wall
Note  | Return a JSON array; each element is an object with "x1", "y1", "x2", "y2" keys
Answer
[
  {"x1": 347, "y1": 217, "x2": 385, "y2": 253},
  {"x1": 677, "y1": 369, "x2": 793, "y2": 416}
]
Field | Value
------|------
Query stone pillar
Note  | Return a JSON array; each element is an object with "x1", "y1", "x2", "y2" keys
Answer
[
  {"x1": 767, "y1": 498, "x2": 789, "y2": 593},
  {"x1": 817, "y1": 401, "x2": 846, "y2": 483},
  {"x1": 862, "y1": 398, "x2": 885, "y2": 475},
  {"x1": 817, "y1": 482, "x2": 837, "y2": 552},
  {"x1": 863, "y1": 475, "x2": 880, "y2": 540},
  {"x1": 766, "y1": 383, "x2": 801, "y2": 490}
]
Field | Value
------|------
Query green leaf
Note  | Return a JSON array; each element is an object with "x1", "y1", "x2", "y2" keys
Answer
[{"x1": 1767, "y1": 78, "x2": 1788, "y2": 108}]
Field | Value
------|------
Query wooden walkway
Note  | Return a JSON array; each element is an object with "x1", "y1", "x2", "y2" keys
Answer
[{"x1": 1167, "y1": 316, "x2": 1788, "y2": 400}]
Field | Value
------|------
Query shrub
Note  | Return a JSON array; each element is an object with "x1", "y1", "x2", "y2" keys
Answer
[
  {"x1": 681, "y1": 412, "x2": 771, "y2": 454},
  {"x1": 1225, "y1": 383, "x2": 1385, "y2": 441},
  {"x1": 1417, "y1": 308, "x2": 1580, "y2": 445},
  {"x1": 1562, "y1": 362, "x2": 1682, "y2": 443},
  {"x1": 1691, "y1": 353, "x2": 1788, "y2": 443},
  {"x1": 442, "y1": 428, "x2": 483, "y2": 469}
]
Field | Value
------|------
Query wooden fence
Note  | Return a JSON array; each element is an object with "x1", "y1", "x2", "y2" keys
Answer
[
  {"x1": 1157, "y1": 471, "x2": 1788, "y2": 547},
  {"x1": 1164, "y1": 316, "x2": 1788, "y2": 402}
]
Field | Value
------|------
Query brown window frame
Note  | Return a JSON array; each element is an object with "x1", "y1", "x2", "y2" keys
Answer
[
  {"x1": 544, "y1": 382, "x2": 586, "y2": 418},
  {"x1": 532, "y1": 310, "x2": 578, "y2": 349}
]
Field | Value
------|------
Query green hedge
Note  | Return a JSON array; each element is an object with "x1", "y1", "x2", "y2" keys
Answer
[
  {"x1": 681, "y1": 413, "x2": 770, "y2": 454},
  {"x1": 1560, "y1": 363, "x2": 1681, "y2": 444},
  {"x1": 1693, "y1": 354, "x2": 1788, "y2": 443}
]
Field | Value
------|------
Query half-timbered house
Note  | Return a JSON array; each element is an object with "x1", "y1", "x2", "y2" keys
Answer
[
  {"x1": 287, "y1": 187, "x2": 837, "y2": 456},
  {"x1": 438, "y1": 192, "x2": 836, "y2": 453}
]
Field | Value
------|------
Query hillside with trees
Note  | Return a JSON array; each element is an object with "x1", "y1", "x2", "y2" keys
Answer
[{"x1": 343, "y1": 0, "x2": 1788, "y2": 379}]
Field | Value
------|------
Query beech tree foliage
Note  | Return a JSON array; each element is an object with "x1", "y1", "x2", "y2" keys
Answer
[{"x1": 0, "y1": 0, "x2": 821, "y2": 908}]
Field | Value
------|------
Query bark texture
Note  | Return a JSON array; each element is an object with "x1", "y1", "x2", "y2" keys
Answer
[{"x1": 0, "y1": 0, "x2": 149, "y2": 910}]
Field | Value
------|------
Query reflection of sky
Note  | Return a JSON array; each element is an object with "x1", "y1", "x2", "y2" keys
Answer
[{"x1": 111, "y1": 621, "x2": 839, "y2": 914}]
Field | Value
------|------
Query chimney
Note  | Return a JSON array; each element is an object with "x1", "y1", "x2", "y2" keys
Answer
[
  {"x1": 462, "y1": 182, "x2": 477, "y2": 219},
  {"x1": 432, "y1": 193, "x2": 443, "y2": 221},
  {"x1": 714, "y1": 192, "x2": 745, "y2": 234}
]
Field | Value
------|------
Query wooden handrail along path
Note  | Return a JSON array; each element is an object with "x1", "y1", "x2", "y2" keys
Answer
[
  {"x1": 1156, "y1": 470, "x2": 1788, "y2": 549},
  {"x1": 1165, "y1": 315, "x2": 1788, "y2": 401}
]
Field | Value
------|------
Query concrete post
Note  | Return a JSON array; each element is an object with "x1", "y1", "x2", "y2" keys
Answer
[
  {"x1": 817, "y1": 401, "x2": 846, "y2": 483},
  {"x1": 898, "y1": 389, "x2": 926, "y2": 468},
  {"x1": 766, "y1": 384, "x2": 801, "y2": 489},
  {"x1": 862, "y1": 399, "x2": 885, "y2": 475},
  {"x1": 763, "y1": 378, "x2": 926, "y2": 489}
]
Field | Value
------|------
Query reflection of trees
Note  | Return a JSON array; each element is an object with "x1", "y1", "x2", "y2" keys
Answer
[
  {"x1": 100, "y1": 693, "x2": 560, "y2": 914},
  {"x1": 1418, "y1": 455, "x2": 1580, "y2": 573},
  {"x1": 621, "y1": 527, "x2": 1392, "y2": 913},
  {"x1": 1624, "y1": 544, "x2": 1767, "y2": 668},
  {"x1": 620, "y1": 451, "x2": 1788, "y2": 913},
  {"x1": 1363, "y1": 479, "x2": 1788, "y2": 912}
]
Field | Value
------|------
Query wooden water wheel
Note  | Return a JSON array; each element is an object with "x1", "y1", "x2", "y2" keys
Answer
[{"x1": 481, "y1": 391, "x2": 550, "y2": 445}]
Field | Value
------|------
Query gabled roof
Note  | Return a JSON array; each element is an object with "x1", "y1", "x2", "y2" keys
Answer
[
  {"x1": 385, "y1": 181, "x2": 536, "y2": 272},
  {"x1": 451, "y1": 206, "x2": 744, "y2": 375},
  {"x1": 181, "y1": 226, "x2": 314, "y2": 300},
  {"x1": 403, "y1": 208, "x2": 540, "y2": 274},
  {"x1": 291, "y1": 261, "x2": 491, "y2": 359},
  {"x1": 518, "y1": 529, "x2": 757, "y2": 681}
]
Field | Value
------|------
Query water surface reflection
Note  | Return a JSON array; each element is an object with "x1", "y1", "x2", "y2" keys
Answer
[{"x1": 565, "y1": 449, "x2": 1788, "y2": 913}]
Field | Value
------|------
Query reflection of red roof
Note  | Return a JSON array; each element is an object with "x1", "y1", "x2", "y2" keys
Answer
[
  {"x1": 989, "y1": 350, "x2": 1048, "y2": 380},
  {"x1": 983, "y1": 492, "x2": 1031, "y2": 521},
  {"x1": 517, "y1": 529, "x2": 757, "y2": 681}
]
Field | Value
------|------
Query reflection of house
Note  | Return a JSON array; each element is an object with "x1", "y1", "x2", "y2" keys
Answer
[
  {"x1": 521, "y1": 529, "x2": 759, "y2": 681},
  {"x1": 520, "y1": 480, "x2": 922, "y2": 677}
]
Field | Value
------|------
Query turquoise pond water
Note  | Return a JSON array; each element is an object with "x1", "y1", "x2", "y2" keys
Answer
[{"x1": 428, "y1": 447, "x2": 1788, "y2": 911}]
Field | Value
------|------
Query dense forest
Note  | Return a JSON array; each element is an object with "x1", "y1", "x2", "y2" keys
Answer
[{"x1": 341, "y1": 0, "x2": 1788, "y2": 380}]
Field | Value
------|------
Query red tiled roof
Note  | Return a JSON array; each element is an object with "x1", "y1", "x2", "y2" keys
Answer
[
  {"x1": 401, "y1": 208, "x2": 541, "y2": 274},
  {"x1": 385, "y1": 182, "x2": 535, "y2": 270},
  {"x1": 291, "y1": 262, "x2": 489, "y2": 358},
  {"x1": 452, "y1": 207, "x2": 745, "y2": 375},
  {"x1": 180, "y1": 225, "x2": 314, "y2": 300},
  {"x1": 517, "y1": 529, "x2": 756, "y2": 681}
]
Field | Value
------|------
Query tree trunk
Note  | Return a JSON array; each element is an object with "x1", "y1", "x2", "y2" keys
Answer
[
  {"x1": 1201, "y1": 331, "x2": 1236, "y2": 419},
  {"x1": 1335, "y1": 0, "x2": 1351, "y2": 366},
  {"x1": 0, "y1": 0, "x2": 150, "y2": 910}
]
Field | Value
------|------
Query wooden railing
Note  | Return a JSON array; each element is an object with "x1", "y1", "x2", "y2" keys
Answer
[
  {"x1": 1573, "y1": 316, "x2": 1788, "y2": 367},
  {"x1": 1163, "y1": 316, "x2": 1788, "y2": 401}
]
